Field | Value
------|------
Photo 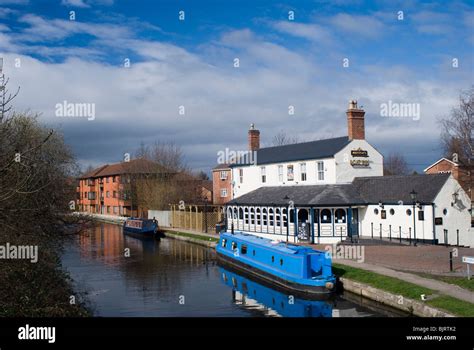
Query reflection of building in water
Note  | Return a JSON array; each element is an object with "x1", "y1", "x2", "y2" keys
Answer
[
  {"x1": 220, "y1": 267, "x2": 332, "y2": 317},
  {"x1": 169, "y1": 239, "x2": 217, "y2": 266},
  {"x1": 78, "y1": 223, "x2": 124, "y2": 265}
]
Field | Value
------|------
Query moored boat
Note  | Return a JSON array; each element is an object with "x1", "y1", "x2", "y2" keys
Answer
[
  {"x1": 123, "y1": 218, "x2": 159, "y2": 238},
  {"x1": 216, "y1": 231, "x2": 336, "y2": 296}
]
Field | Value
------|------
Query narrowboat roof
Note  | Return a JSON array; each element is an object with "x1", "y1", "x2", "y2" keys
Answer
[{"x1": 221, "y1": 232, "x2": 320, "y2": 255}]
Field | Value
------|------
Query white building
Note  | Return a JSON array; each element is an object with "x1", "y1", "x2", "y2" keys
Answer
[
  {"x1": 224, "y1": 101, "x2": 473, "y2": 247},
  {"x1": 231, "y1": 100, "x2": 383, "y2": 198}
]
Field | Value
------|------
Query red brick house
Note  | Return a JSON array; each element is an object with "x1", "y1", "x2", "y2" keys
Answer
[{"x1": 424, "y1": 157, "x2": 473, "y2": 202}]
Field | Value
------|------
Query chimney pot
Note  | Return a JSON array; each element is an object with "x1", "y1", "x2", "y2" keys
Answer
[
  {"x1": 346, "y1": 100, "x2": 365, "y2": 140},
  {"x1": 248, "y1": 124, "x2": 260, "y2": 151}
]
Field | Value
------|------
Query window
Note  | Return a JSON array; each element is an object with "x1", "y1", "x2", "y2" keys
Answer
[
  {"x1": 278, "y1": 165, "x2": 283, "y2": 182},
  {"x1": 317, "y1": 161, "x2": 324, "y2": 181},
  {"x1": 280, "y1": 258, "x2": 284, "y2": 266},
  {"x1": 321, "y1": 209, "x2": 332, "y2": 223},
  {"x1": 406, "y1": 209, "x2": 412, "y2": 216},
  {"x1": 443, "y1": 208, "x2": 448, "y2": 215},
  {"x1": 300, "y1": 163, "x2": 307, "y2": 181},
  {"x1": 287, "y1": 165, "x2": 294, "y2": 181},
  {"x1": 220, "y1": 189, "x2": 227, "y2": 198},
  {"x1": 381, "y1": 210, "x2": 386, "y2": 219},
  {"x1": 241, "y1": 245, "x2": 247, "y2": 255},
  {"x1": 221, "y1": 239, "x2": 227, "y2": 248},
  {"x1": 418, "y1": 210, "x2": 425, "y2": 221},
  {"x1": 374, "y1": 208, "x2": 379, "y2": 215},
  {"x1": 239, "y1": 169, "x2": 243, "y2": 183},
  {"x1": 271, "y1": 256, "x2": 275, "y2": 263},
  {"x1": 231, "y1": 242, "x2": 237, "y2": 250},
  {"x1": 335, "y1": 209, "x2": 346, "y2": 223},
  {"x1": 106, "y1": 191, "x2": 110, "y2": 198},
  {"x1": 390, "y1": 209, "x2": 395, "y2": 215},
  {"x1": 261, "y1": 167, "x2": 266, "y2": 183},
  {"x1": 113, "y1": 206, "x2": 118, "y2": 214},
  {"x1": 220, "y1": 171, "x2": 227, "y2": 180},
  {"x1": 107, "y1": 206, "x2": 111, "y2": 213}
]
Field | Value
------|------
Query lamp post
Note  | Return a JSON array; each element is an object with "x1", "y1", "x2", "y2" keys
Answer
[{"x1": 410, "y1": 189, "x2": 417, "y2": 246}]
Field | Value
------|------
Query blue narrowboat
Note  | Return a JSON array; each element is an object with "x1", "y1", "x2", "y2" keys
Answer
[
  {"x1": 216, "y1": 232, "x2": 336, "y2": 296},
  {"x1": 123, "y1": 218, "x2": 159, "y2": 238}
]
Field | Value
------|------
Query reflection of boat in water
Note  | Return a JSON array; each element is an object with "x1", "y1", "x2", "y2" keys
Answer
[
  {"x1": 219, "y1": 267, "x2": 333, "y2": 317},
  {"x1": 123, "y1": 218, "x2": 160, "y2": 239},
  {"x1": 217, "y1": 232, "x2": 336, "y2": 296}
]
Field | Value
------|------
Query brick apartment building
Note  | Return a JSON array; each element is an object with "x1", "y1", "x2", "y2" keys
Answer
[
  {"x1": 77, "y1": 158, "x2": 214, "y2": 216},
  {"x1": 77, "y1": 158, "x2": 166, "y2": 217}
]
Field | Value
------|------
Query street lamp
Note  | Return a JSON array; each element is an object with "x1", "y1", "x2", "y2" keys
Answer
[{"x1": 410, "y1": 189, "x2": 417, "y2": 246}]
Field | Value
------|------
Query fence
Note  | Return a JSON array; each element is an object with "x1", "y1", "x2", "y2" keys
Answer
[{"x1": 169, "y1": 204, "x2": 224, "y2": 233}]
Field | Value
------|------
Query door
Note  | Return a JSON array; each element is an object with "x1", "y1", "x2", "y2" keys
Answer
[{"x1": 349, "y1": 208, "x2": 359, "y2": 237}]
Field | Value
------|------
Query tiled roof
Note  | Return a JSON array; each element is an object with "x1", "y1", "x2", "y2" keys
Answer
[
  {"x1": 353, "y1": 173, "x2": 450, "y2": 204},
  {"x1": 228, "y1": 184, "x2": 365, "y2": 206},
  {"x1": 230, "y1": 136, "x2": 351, "y2": 167},
  {"x1": 79, "y1": 159, "x2": 169, "y2": 179},
  {"x1": 228, "y1": 174, "x2": 451, "y2": 206}
]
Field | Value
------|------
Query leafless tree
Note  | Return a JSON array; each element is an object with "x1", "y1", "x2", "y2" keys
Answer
[
  {"x1": 439, "y1": 87, "x2": 474, "y2": 165},
  {"x1": 271, "y1": 131, "x2": 300, "y2": 146},
  {"x1": 383, "y1": 152, "x2": 410, "y2": 175}
]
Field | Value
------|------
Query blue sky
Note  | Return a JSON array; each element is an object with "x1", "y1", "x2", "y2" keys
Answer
[{"x1": 0, "y1": 0, "x2": 473, "y2": 173}]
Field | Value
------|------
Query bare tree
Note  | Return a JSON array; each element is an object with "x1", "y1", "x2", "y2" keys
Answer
[
  {"x1": 271, "y1": 131, "x2": 300, "y2": 146},
  {"x1": 384, "y1": 152, "x2": 410, "y2": 175},
  {"x1": 439, "y1": 87, "x2": 473, "y2": 164}
]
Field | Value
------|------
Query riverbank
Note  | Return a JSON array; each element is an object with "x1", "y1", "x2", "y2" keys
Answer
[{"x1": 0, "y1": 216, "x2": 90, "y2": 317}]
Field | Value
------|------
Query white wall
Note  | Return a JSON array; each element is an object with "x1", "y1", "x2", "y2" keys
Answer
[
  {"x1": 359, "y1": 204, "x2": 435, "y2": 242},
  {"x1": 148, "y1": 210, "x2": 171, "y2": 227},
  {"x1": 232, "y1": 158, "x2": 336, "y2": 198},
  {"x1": 334, "y1": 139, "x2": 384, "y2": 183},
  {"x1": 433, "y1": 176, "x2": 472, "y2": 246}
]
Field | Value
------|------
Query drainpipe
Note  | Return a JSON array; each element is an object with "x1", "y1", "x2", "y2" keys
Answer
[{"x1": 432, "y1": 203, "x2": 436, "y2": 244}]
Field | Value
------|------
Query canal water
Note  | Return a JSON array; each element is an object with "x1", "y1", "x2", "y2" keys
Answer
[{"x1": 62, "y1": 223, "x2": 401, "y2": 317}]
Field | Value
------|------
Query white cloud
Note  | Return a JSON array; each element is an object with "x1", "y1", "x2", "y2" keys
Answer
[
  {"x1": 269, "y1": 21, "x2": 332, "y2": 43},
  {"x1": 328, "y1": 13, "x2": 385, "y2": 39},
  {"x1": 61, "y1": 0, "x2": 90, "y2": 8}
]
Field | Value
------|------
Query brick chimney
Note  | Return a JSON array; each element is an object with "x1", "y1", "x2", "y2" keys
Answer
[
  {"x1": 346, "y1": 100, "x2": 365, "y2": 140},
  {"x1": 248, "y1": 123, "x2": 260, "y2": 151}
]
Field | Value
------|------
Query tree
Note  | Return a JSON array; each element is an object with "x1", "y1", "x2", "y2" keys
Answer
[
  {"x1": 439, "y1": 87, "x2": 473, "y2": 165},
  {"x1": 384, "y1": 152, "x2": 409, "y2": 175},
  {"x1": 271, "y1": 131, "x2": 299, "y2": 146},
  {"x1": 196, "y1": 170, "x2": 209, "y2": 181}
]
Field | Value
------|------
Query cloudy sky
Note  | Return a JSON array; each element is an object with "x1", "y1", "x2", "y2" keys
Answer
[{"x1": 0, "y1": 0, "x2": 473, "y2": 173}]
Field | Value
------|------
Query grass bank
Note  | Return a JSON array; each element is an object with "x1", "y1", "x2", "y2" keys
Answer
[
  {"x1": 333, "y1": 263, "x2": 474, "y2": 317},
  {"x1": 414, "y1": 272, "x2": 474, "y2": 292},
  {"x1": 165, "y1": 230, "x2": 219, "y2": 243}
]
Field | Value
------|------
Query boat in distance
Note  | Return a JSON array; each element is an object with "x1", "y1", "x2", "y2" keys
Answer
[
  {"x1": 216, "y1": 231, "x2": 336, "y2": 296},
  {"x1": 123, "y1": 217, "x2": 160, "y2": 238}
]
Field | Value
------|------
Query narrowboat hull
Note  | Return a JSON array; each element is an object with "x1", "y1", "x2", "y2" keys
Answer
[
  {"x1": 122, "y1": 218, "x2": 160, "y2": 238},
  {"x1": 217, "y1": 252, "x2": 334, "y2": 297}
]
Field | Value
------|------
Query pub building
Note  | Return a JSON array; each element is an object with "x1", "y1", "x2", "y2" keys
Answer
[{"x1": 224, "y1": 101, "x2": 473, "y2": 247}]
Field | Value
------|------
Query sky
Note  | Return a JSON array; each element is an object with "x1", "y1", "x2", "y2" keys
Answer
[{"x1": 0, "y1": 0, "x2": 473, "y2": 174}]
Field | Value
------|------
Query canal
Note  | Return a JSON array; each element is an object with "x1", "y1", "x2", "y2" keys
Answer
[{"x1": 62, "y1": 223, "x2": 403, "y2": 317}]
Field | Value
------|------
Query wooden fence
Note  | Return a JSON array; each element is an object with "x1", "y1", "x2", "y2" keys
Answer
[{"x1": 169, "y1": 204, "x2": 224, "y2": 233}]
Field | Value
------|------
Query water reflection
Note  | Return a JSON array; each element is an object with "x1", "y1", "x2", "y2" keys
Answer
[{"x1": 62, "y1": 223, "x2": 395, "y2": 317}]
